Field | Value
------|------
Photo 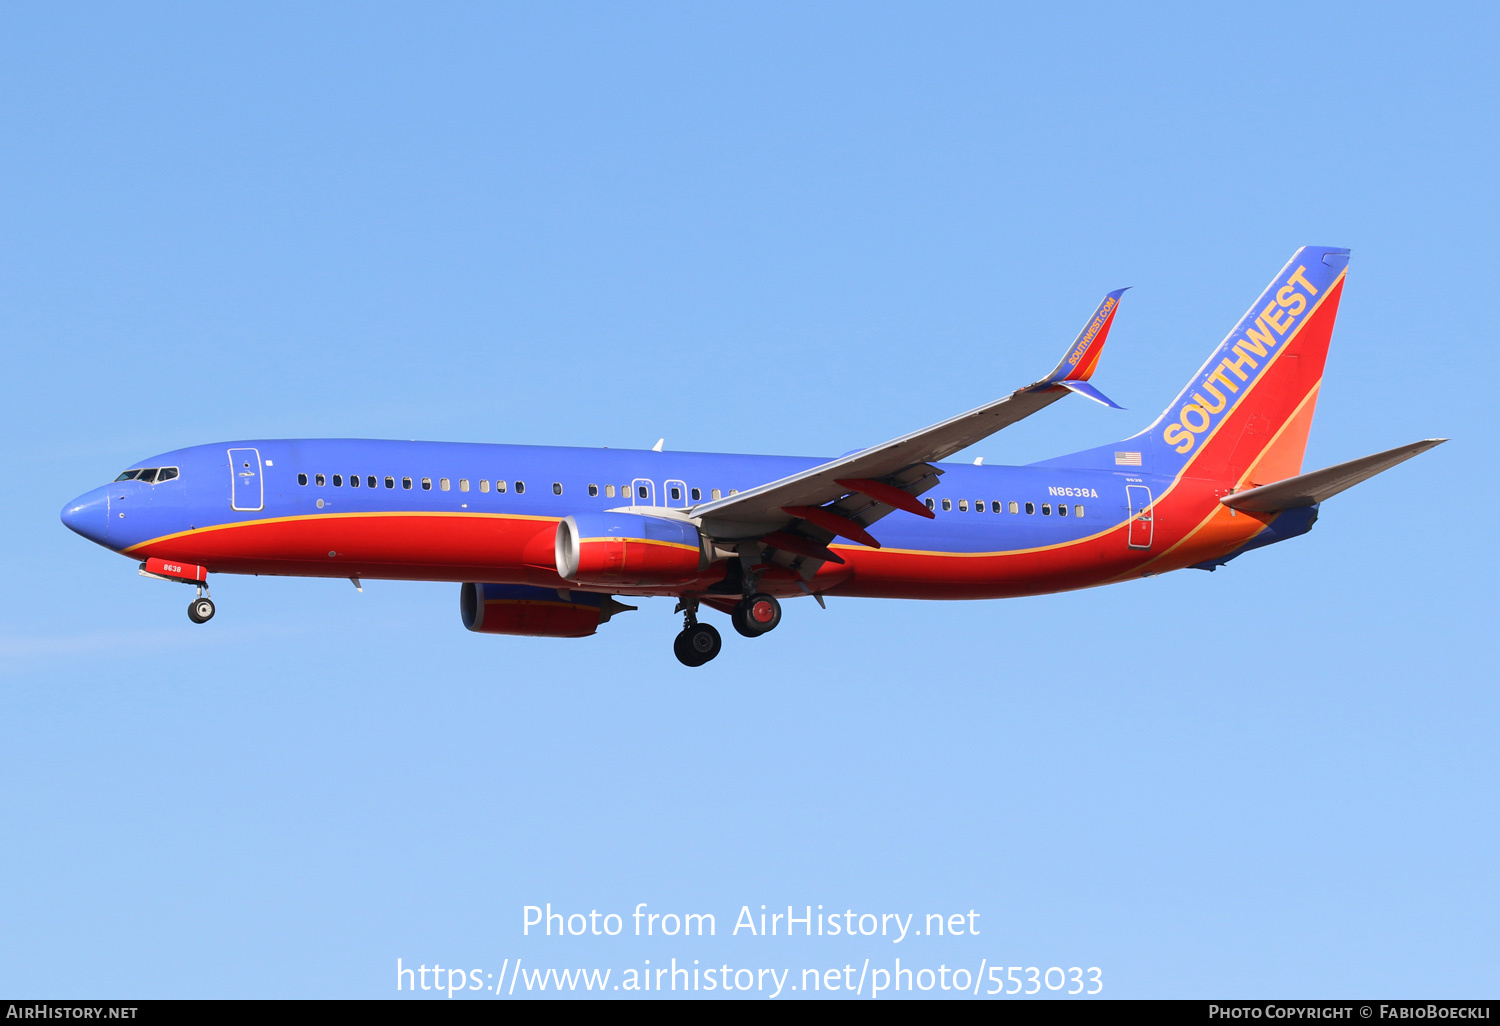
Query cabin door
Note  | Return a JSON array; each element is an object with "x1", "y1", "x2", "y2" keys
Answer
[
  {"x1": 228, "y1": 448, "x2": 264, "y2": 511},
  {"x1": 1126, "y1": 485, "x2": 1154, "y2": 550}
]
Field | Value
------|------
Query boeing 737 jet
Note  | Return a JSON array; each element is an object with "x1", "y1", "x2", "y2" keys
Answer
[{"x1": 61, "y1": 247, "x2": 1442, "y2": 665}]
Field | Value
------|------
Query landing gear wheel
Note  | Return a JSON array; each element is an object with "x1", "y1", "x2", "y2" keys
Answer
[
  {"x1": 188, "y1": 597, "x2": 216, "y2": 624},
  {"x1": 731, "y1": 593, "x2": 781, "y2": 638},
  {"x1": 674, "y1": 622, "x2": 722, "y2": 667}
]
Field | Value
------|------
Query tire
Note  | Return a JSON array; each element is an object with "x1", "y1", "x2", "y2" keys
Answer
[
  {"x1": 675, "y1": 623, "x2": 722, "y2": 666},
  {"x1": 731, "y1": 593, "x2": 781, "y2": 637},
  {"x1": 188, "y1": 597, "x2": 215, "y2": 624}
]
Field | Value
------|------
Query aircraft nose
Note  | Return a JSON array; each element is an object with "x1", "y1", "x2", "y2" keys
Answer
[{"x1": 60, "y1": 487, "x2": 110, "y2": 547}]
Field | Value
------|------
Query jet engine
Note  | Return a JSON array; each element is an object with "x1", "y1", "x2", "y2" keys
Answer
[
  {"x1": 459, "y1": 582, "x2": 635, "y2": 638},
  {"x1": 554, "y1": 512, "x2": 707, "y2": 588}
]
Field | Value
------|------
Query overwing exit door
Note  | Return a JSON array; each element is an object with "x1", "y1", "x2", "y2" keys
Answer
[
  {"x1": 229, "y1": 448, "x2": 264, "y2": 511},
  {"x1": 1126, "y1": 485, "x2": 1154, "y2": 550}
]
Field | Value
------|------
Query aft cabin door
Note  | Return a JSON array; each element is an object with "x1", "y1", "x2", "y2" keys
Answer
[
  {"x1": 1126, "y1": 485, "x2": 1154, "y2": 550},
  {"x1": 229, "y1": 448, "x2": 264, "y2": 511}
]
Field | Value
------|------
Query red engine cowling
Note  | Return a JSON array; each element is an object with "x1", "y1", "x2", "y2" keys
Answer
[
  {"x1": 459, "y1": 583, "x2": 635, "y2": 638},
  {"x1": 555, "y1": 512, "x2": 706, "y2": 587}
]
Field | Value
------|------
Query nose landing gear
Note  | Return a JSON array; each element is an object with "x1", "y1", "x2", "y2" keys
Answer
[{"x1": 187, "y1": 585, "x2": 215, "y2": 624}]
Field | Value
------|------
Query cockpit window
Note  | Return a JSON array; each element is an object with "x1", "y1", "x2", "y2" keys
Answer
[{"x1": 114, "y1": 467, "x2": 179, "y2": 483}]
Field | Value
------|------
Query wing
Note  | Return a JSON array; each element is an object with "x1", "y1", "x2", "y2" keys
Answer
[{"x1": 690, "y1": 289, "x2": 1128, "y2": 558}]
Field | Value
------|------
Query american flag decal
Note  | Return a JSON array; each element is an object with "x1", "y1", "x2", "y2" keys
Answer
[{"x1": 1114, "y1": 452, "x2": 1142, "y2": 466}]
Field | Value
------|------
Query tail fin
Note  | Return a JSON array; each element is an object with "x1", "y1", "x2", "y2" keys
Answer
[{"x1": 1036, "y1": 246, "x2": 1349, "y2": 486}]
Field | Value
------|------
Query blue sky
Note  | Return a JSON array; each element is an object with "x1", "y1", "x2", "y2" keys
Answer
[{"x1": 1, "y1": 3, "x2": 1494, "y2": 999}]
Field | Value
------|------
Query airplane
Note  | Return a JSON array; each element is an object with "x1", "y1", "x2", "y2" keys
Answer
[{"x1": 60, "y1": 246, "x2": 1444, "y2": 666}]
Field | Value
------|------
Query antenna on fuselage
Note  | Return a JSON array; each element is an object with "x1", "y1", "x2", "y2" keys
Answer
[{"x1": 652, "y1": 438, "x2": 664, "y2": 452}]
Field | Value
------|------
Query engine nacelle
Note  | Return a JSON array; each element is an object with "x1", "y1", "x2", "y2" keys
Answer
[
  {"x1": 554, "y1": 512, "x2": 706, "y2": 587},
  {"x1": 459, "y1": 583, "x2": 634, "y2": 638}
]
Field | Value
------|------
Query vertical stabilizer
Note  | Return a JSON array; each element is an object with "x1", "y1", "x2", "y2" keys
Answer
[{"x1": 1036, "y1": 246, "x2": 1349, "y2": 487}]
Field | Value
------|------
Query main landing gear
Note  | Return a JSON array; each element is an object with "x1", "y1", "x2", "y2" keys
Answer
[
  {"x1": 187, "y1": 586, "x2": 215, "y2": 624},
  {"x1": 673, "y1": 600, "x2": 722, "y2": 667},
  {"x1": 672, "y1": 593, "x2": 784, "y2": 666},
  {"x1": 731, "y1": 593, "x2": 781, "y2": 638}
]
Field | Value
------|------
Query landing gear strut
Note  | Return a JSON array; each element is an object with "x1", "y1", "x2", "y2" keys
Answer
[
  {"x1": 731, "y1": 593, "x2": 781, "y2": 638},
  {"x1": 673, "y1": 600, "x2": 721, "y2": 667},
  {"x1": 187, "y1": 584, "x2": 215, "y2": 624}
]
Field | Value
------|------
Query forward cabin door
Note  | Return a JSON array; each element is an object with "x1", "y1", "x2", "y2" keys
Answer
[
  {"x1": 1126, "y1": 484, "x2": 1153, "y2": 550},
  {"x1": 229, "y1": 447, "x2": 264, "y2": 511}
]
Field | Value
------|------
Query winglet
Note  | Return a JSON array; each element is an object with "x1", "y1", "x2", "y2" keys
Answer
[
  {"x1": 1057, "y1": 379, "x2": 1125, "y2": 409},
  {"x1": 1042, "y1": 287, "x2": 1128, "y2": 385}
]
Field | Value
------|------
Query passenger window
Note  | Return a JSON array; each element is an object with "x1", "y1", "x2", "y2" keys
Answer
[
  {"x1": 1009, "y1": 501, "x2": 1019, "y2": 514},
  {"x1": 138, "y1": 468, "x2": 159, "y2": 484},
  {"x1": 1042, "y1": 503, "x2": 1051, "y2": 515},
  {"x1": 637, "y1": 485, "x2": 648, "y2": 499},
  {"x1": 403, "y1": 477, "x2": 412, "y2": 489},
  {"x1": 496, "y1": 480, "x2": 507, "y2": 493},
  {"x1": 1025, "y1": 501, "x2": 1035, "y2": 514},
  {"x1": 691, "y1": 487, "x2": 701, "y2": 501},
  {"x1": 458, "y1": 479, "x2": 469, "y2": 492},
  {"x1": 669, "y1": 486, "x2": 681, "y2": 501},
  {"x1": 114, "y1": 470, "x2": 141, "y2": 481},
  {"x1": 515, "y1": 481, "x2": 526, "y2": 494},
  {"x1": 729, "y1": 489, "x2": 739, "y2": 496},
  {"x1": 711, "y1": 489, "x2": 721, "y2": 500},
  {"x1": 367, "y1": 476, "x2": 376, "y2": 489},
  {"x1": 479, "y1": 479, "x2": 489, "y2": 492},
  {"x1": 605, "y1": 484, "x2": 615, "y2": 497},
  {"x1": 589, "y1": 484, "x2": 598, "y2": 497},
  {"x1": 942, "y1": 498, "x2": 952, "y2": 511},
  {"x1": 315, "y1": 473, "x2": 325, "y2": 486},
  {"x1": 333, "y1": 474, "x2": 343, "y2": 487},
  {"x1": 958, "y1": 499, "x2": 968, "y2": 512},
  {"x1": 1075, "y1": 505, "x2": 1084, "y2": 517},
  {"x1": 298, "y1": 473, "x2": 308, "y2": 486},
  {"x1": 991, "y1": 501, "x2": 1001, "y2": 513},
  {"x1": 440, "y1": 478, "x2": 450, "y2": 491},
  {"x1": 158, "y1": 467, "x2": 179, "y2": 482},
  {"x1": 385, "y1": 476, "x2": 395, "y2": 489},
  {"x1": 350, "y1": 474, "x2": 360, "y2": 488},
  {"x1": 554, "y1": 482, "x2": 563, "y2": 495},
  {"x1": 925, "y1": 498, "x2": 935, "y2": 511},
  {"x1": 420, "y1": 477, "x2": 430, "y2": 490},
  {"x1": 1058, "y1": 503, "x2": 1068, "y2": 517}
]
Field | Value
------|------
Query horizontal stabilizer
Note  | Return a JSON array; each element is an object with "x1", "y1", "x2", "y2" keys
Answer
[{"x1": 1221, "y1": 438, "x2": 1446, "y2": 513}]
